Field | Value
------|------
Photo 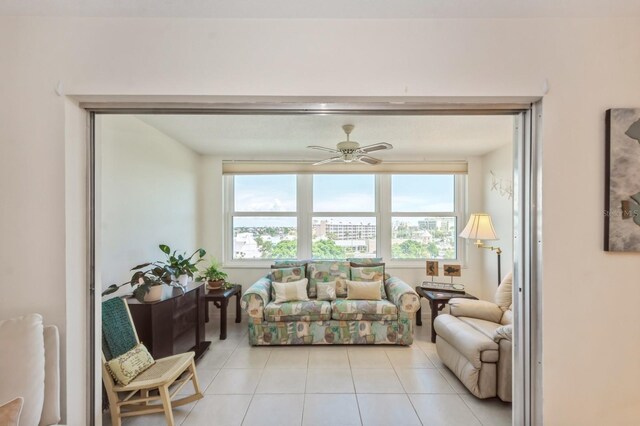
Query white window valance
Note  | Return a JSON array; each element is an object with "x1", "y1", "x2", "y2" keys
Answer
[{"x1": 222, "y1": 161, "x2": 468, "y2": 175}]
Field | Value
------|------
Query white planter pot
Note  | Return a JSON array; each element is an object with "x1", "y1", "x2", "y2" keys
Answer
[
  {"x1": 177, "y1": 274, "x2": 190, "y2": 287},
  {"x1": 143, "y1": 285, "x2": 165, "y2": 302}
]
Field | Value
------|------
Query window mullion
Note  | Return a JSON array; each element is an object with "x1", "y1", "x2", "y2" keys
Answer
[
  {"x1": 378, "y1": 174, "x2": 391, "y2": 260},
  {"x1": 298, "y1": 174, "x2": 312, "y2": 259}
]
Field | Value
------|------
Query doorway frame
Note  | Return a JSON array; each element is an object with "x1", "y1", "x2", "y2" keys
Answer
[{"x1": 83, "y1": 96, "x2": 543, "y2": 425}]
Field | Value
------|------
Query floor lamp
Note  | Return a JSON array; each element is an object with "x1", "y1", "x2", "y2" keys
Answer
[{"x1": 460, "y1": 213, "x2": 502, "y2": 286}]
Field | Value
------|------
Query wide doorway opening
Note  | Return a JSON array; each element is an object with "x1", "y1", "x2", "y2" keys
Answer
[{"x1": 88, "y1": 100, "x2": 541, "y2": 426}]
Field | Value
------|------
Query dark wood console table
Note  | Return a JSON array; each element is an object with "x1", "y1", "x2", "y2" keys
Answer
[{"x1": 127, "y1": 281, "x2": 210, "y2": 360}]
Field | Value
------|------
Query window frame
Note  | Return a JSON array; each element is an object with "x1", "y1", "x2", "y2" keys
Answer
[
  {"x1": 225, "y1": 174, "x2": 300, "y2": 265},
  {"x1": 224, "y1": 173, "x2": 466, "y2": 268},
  {"x1": 384, "y1": 174, "x2": 466, "y2": 265}
]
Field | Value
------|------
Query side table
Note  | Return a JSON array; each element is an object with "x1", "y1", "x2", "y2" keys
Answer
[
  {"x1": 204, "y1": 284, "x2": 242, "y2": 340},
  {"x1": 415, "y1": 286, "x2": 478, "y2": 343}
]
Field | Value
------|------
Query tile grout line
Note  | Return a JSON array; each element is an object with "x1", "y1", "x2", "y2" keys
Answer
[
  {"x1": 458, "y1": 393, "x2": 486, "y2": 426},
  {"x1": 387, "y1": 348, "x2": 424, "y2": 425},
  {"x1": 239, "y1": 337, "x2": 271, "y2": 425},
  {"x1": 347, "y1": 349, "x2": 364, "y2": 426}
]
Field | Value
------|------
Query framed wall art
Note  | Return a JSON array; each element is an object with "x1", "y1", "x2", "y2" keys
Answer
[{"x1": 605, "y1": 108, "x2": 640, "y2": 251}]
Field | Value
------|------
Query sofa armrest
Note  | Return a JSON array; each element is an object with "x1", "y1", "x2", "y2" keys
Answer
[
  {"x1": 41, "y1": 325, "x2": 61, "y2": 426},
  {"x1": 241, "y1": 276, "x2": 272, "y2": 319},
  {"x1": 385, "y1": 277, "x2": 420, "y2": 313},
  {"x1": 449, "y1": 299, "x2": 503, "y2": 323}
]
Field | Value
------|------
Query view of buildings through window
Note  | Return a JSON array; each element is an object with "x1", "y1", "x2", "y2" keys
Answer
[{"x1": 229, "y1": 174, "x2": 459, "y2": 260}]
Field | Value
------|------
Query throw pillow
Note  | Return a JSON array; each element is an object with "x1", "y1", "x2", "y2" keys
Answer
[
  {"x1": 273, "y1": 278, "x2": 310, "y2": 303},
  {"x1": 350, "y1": 265, "x2": 387, "y2": 299},
  {"x1": 270, "y1": 266, "x2": 306, "y2": 298},
  {"x1": 346, "y1": 280, "x2": 382, "y2": 300},
  {"x1": 0, "y1": 397, "x2": 23, "y2": 426},
  {"x1": 106, "y1": 343, "x2": 155, "y2": 386},
  {"x1": 307, "y1": 261, "x2": 350, "y2": 298},
  {"x1": 316, "y1": 280, "x2": 337, "y2": 301}
]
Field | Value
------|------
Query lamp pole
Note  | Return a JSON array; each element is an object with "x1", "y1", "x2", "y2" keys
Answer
[{"x1": 475, "y1": 240, "x2": 502, "y2": 285}]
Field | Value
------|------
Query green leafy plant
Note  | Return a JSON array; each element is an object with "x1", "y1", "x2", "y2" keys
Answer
[
  {"x1": 102, "y1": 263, "x2": 172, "y2": 302},
  {"x1": 198, "y1": 258, "x2": 228, "y2": 282},
  {"x1": 101, "y1": 244, "x2": 207, "y2": 302},
  {"x1": 158, "y1": 244, "x2": 206, "y2": 278}
]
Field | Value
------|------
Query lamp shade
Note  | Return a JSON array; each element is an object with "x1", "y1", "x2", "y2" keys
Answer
[{"x1": 459, "y1": 213, "x2": 499, "y2": 241}]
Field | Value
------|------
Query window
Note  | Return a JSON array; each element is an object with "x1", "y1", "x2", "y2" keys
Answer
[
  {"x1": 312, "y1": 175, "x2": 377, "y2": 259},
  {"x1": 230, "y1": 175, "x2": 297, "y2": 259},
  {"x1": 225, "y1": 173, "x2": 464, "y2": 264},
  {"x1": 391, "y1": 175, "x2": 458, "y2": 260}
]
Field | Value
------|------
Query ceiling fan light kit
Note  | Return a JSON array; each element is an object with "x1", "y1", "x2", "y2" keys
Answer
[{"x1": 307, "y1": 124, "x2": 393, "y2": 166}]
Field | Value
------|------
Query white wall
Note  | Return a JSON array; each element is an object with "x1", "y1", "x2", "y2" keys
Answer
[
  {"x1": 100, "y1": 115, "x2": 201, "y2": 291},
  {"x1": 1, "y1": 17, "x2": 640, "y2": 425},
  {"x1": 480, "y1": 143, "x2": 514, "y2": 299}
]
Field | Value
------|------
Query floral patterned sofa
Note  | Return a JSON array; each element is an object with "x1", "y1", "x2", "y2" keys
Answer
[{"x1": 240, "y1": 260, "x2": 420, "y2": 346}]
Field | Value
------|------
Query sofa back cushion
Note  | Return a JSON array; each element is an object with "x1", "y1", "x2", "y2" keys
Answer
[
  {"x1": 0, "y1": 314, "x2": 45, "y2": 426},
  {"x1": 350, "y1": 264, "x2": 387, "y2": 299},
  {"x1": 271, "y1": 266, "x2": 306, "y2": 299},
  {"x1": 494, "y1": 272, "x2": 513, "y2": 311},
  {"x1": 347, "y1": 257, "x2": 383, "y2": 264},
  {"x1": 307, "y1": 261, "x2": 350, "y2": 298}
]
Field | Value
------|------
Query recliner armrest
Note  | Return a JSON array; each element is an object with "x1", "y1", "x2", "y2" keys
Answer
[
  {"x1": 240, "y1": 276, "x2": 272, "y2": 319},
  {"x1": 493, "y1": 324, "x2": 512, "y2": 342},
  {"x1": 449, "y1": 299, "x2": 503, "y2": 323},
  {"x1": 385, "y1": 277, "x2": 420, "y2": 313}
]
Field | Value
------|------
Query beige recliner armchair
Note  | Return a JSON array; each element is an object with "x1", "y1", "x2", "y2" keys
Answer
[{"x1": 434, "y1": 273, "x2": 513, "y2": 402}]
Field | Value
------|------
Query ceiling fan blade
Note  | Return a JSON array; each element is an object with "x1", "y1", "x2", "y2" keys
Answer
[
  {"x1": 307, "y1": 145, "x2": 340, "y2": 153},
  {"x1": 313, "y1": 156, "x2": 343, "y2": 166},
  {"x1": 358, "y1": 142, "x2": 393, "y2": 153},
  {"x1": 357, "y1": 155, "x2": 382, "y2": 165}
]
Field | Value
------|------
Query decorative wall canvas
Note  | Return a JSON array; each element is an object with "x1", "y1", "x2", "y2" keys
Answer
[{"x1": 605, "y1": 108, "x2": 640, "y2": 251}]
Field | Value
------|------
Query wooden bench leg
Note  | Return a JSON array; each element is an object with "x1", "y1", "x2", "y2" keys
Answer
[{"x1": 159, "y1": 385, "x2": 175, "y2": 426}]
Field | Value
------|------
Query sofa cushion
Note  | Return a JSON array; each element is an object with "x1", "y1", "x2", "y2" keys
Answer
[
  {"x1": 331, "y1": 299, "x2": 398, "y2": 321},
  {"x1": 434, "y1": 314, "x2": 499, "y2": 366},
  {"x1": 307, "y1": 261, "x2": 350, "y2": 298},
  {"x1": 264, "y1": 300, "x2": 331, "y2": 322}
]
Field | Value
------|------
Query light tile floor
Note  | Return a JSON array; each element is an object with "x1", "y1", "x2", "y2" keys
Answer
[{"x1": 103, "y1": 312, "x2": 512, "y2": 426}]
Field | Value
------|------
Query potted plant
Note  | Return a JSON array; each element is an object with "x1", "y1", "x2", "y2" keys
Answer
[
  {"x1": 102, "y1": 263, "x2": 173, "y2": 303},
  {"x1": 199, "y1": 258, "x2": 228, "y2": 290},
  {"x1": 158, "y1": 244, "x2": 206, "y2": 287}
]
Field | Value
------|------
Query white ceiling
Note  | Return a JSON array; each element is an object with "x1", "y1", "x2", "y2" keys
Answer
[
  {"x1": 135, "y1": 114, "x2": 513, "y2": 160},
  {"x1": 2, "y1": 0, "x2": 640, "y2": 18}
]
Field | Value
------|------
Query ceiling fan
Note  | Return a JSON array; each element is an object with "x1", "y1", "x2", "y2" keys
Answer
[{"x1": 307, "y1": 124, "x2": 393, "y2": 165}]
